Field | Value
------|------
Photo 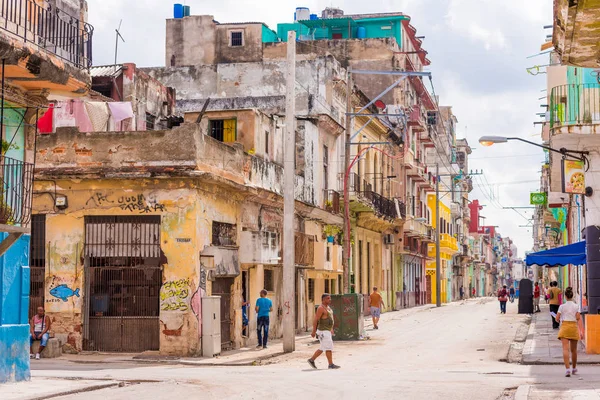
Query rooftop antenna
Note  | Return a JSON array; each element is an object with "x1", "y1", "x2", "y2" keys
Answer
[{"x1": 114, "y1": 20, "x2": 125, "y2": 70}]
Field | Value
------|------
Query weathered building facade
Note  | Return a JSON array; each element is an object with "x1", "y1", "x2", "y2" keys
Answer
[{"x1": 0, "y1": 0, "x2": 93, "y2": 382}]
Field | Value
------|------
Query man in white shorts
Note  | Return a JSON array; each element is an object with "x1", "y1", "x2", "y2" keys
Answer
[{"x1": 307, "y1": 293, "x2": 340, "y2": 370}]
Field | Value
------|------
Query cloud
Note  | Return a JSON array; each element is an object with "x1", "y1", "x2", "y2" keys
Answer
[{"x1": 85, "y1": 0, "x2": 552, "y2": 254}]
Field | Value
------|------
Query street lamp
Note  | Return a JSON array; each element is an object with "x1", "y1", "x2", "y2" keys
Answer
[{"x1": 478, "y1": 136, "x2": 589, "y2": 161}]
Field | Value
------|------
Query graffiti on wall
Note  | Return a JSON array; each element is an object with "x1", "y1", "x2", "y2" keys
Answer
[
  {"x1": 49, "y1": 284, "x2": 81, "y2": 302},
  {"x1": 85, "y1": 192, "x2": 166, "y2": 213},
  {"x1": 160, "y1": 278, "x2": 191, "y2": 311}
]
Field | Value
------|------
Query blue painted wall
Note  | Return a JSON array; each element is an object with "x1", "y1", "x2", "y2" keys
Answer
[{"x1": 0, "y1": 232, "x2": 31, "y2": 383}]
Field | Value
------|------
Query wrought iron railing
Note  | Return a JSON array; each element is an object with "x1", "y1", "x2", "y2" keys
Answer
[
  {"x1": 549, "y1": 83, "x2": 600, "y2": 129},
  {"x1": 0, "y1": 0, "x2": 93, "y2": 68},
  {"x1": 0, "y1": 156, "x2": 34, "y2": 226},
  {"x1": 323, "y1": 189, "x2": 341, "y2": 214}
]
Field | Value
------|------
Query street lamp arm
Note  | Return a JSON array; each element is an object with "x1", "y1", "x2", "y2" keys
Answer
[{"x1": 505, "y1": 137, "x2": 565, "y2": 157}]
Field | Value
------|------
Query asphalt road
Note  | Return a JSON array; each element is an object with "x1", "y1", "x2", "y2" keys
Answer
[{"x1": 30, "y1": 299, "x2": 600, "y2": 400}]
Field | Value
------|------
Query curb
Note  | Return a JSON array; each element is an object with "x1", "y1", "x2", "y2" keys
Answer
[
  {"x1": 514, "y1": 385, "x2": 530, "y2": 400},
  {"x1": 29, "y1": 382, "x2": 119, "y2": 400}
]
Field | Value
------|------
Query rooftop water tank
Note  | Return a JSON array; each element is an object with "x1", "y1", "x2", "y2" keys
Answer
[
  {"x1": 310, "y1": 14, "x2": 318, "y2": 20},
  {"x1": 295, "y1": 7, "x2": 310, "y2": 22},
  {"x1": 357, "y1": 26, "x2": 366, "y2": 39},
  {"x1": 173, "y1": 3, "x2": 184, "y2": 19},
  {"x1": 183, "y1": 5, "x2": 191, "y2": 17}
]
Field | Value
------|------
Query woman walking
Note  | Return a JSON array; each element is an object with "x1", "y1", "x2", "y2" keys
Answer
[
  {"x1": 556, "y1": 287, "x2": 584, "y2": 377},
  {"x1": 497, "y1": 285, "x2": 509, "y2": 314}
]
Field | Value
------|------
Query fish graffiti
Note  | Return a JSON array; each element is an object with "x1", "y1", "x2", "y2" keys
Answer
[{"x1": 49, "y1": 284, "x2": 81, "y2": 302}]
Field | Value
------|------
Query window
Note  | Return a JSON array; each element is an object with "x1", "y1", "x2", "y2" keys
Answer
[
  {"x1": 324, "y1": 279, "x2": 330, "y2": 294},
  {"x1": 264, "y1": 269, "x2": 274, "y2": 292},
  {"x1": 230, "y1": 31, "x2": 243, "y2": 47},
  {"x1": 323, "y1": 145, "x2": 329, "y2": 190},
  {"x1": 209, "y1": 119, "x2": 236, "y2": 142},
  {"x1": 212, "y1": 222, "x2": 237, "y2": 246},
  {"x1": 262, "y1": 231, "x2": 278, "y2": 252},
  {"x1": 146, "y1": 113, "x2": 156, "y2": 130},
  {"x1": 326, "y1": 245, "x2": 331, "y2": 262},
  {"x1": 331, "y1": 279, "x2": 336, "y2": 294},
  {"x1": 308, "y1": 278, "x2": 315, "y2": 302},
  {"x1": 265, "y1": 130, "x2": 269, "y2": 155}
]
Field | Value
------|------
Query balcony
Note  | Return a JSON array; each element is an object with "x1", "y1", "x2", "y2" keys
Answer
[
  {"x1": 549, "y1": 84, "x2": 600, "y2": 135},
  {"x1": 323, "y1": 189, "x2": 341, "y2": 214},
  {"x1": 407, "y1": 106, "x2": 426, "y2": 132},
  {"x1": 0, "y1": 0, "x2": 93, "y2": 68},
  {"x1": 347, "y1": 173, "x2": 399, "y2": 221},
  {"x1": 440, "y1": 233, "x2": 459, "y2": 253},
  {"x1": 295, "y1": 232, "x2": 315, "y2": 266},
  {"x1": 0, "y1": 156, "x2": 33, "y2": 234}
]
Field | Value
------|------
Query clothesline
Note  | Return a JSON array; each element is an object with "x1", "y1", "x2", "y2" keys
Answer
[{"x1": 38, "y1": 100, "x2": 135, "y2": 134}]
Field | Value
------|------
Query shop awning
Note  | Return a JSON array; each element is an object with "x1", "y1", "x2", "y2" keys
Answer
[{"x1": 525, "y1": 241, "x2": 586, "y2": 267}]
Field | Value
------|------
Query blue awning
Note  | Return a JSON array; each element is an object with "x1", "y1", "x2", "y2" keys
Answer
[{"x1": 525, "y1": 241, "x2": 586, "y2": 267}]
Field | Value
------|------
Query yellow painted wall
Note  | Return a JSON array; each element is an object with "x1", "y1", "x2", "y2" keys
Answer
[{"x1": 33, "y1": 178, "x2": 243, "y2": 355}]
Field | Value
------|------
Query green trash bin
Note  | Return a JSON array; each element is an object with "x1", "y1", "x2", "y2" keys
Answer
[{"x1": 330, "y1": 293, "x2": 364, "y2": 340}]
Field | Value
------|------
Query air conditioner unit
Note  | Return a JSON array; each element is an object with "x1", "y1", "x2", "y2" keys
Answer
[{"x1": 383, "y1": 234, "x2": 394, "y2": 245}]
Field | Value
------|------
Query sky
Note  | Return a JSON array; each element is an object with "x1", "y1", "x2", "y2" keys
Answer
[{"x1": 86, "y1": 0, "x2": 553, "y2": 257}]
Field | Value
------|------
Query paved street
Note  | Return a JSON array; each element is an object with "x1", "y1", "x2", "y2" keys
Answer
[{"x1": 1, "y1": 298, "x2": 593, "y2": 400}]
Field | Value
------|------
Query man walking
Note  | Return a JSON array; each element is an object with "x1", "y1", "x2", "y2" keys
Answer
[
  {"x1": 459, "y1": 286, "x2": 464, "y2": 300},
  {"x1": 307, "y1": 293, "x2": 340, "y2": 370},
  {"x1": 255, "y1": 289, "x2": 272, "y2": 349},
  {"x1": 533, "y1": 282, "x2": 541, "y2": 313},
  {"x1": 369, "y1": 287, "x2": 384, "y2": 330},
  {"x1": 549, "y1": 281, "x2": 562, "y2": 329},
  {"x1": 509, "y1": 286, "x2": 516, "y2": 303},
  {"x1": 30, "y1": 306, "x2": 51, "y2": 359}
]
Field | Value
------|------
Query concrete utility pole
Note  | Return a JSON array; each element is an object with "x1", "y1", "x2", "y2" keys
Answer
[
  {"x1": 343, "y1": 67, "x2": 353, "y2": 294},
  {"x1": 436, "y1": 163, "x2": 441, "y2": 308},
  {"x1": 283, "y1": 30, "x2": 296, "y2": 353}
]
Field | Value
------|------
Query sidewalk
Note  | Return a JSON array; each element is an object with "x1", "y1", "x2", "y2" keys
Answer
[
  {"x1": 0, "y1": 377, "x2": 120, "y2": 400},
  {"x1": 522, "y1": 304, "x2": 600, "y2": 365}
]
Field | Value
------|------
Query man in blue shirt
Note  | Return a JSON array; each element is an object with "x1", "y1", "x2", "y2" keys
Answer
[{"x1": 255, "y1": 289, "x2": 273, "y2": 349}]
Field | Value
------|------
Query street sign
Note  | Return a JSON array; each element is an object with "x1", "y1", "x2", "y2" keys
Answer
[{"x1": 530, "y1": 192, "x2": 547, "y2": 205}]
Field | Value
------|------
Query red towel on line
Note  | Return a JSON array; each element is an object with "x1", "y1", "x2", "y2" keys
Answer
[{"x1": 37, "y1": 104, "x2": 54, "y2": 134}]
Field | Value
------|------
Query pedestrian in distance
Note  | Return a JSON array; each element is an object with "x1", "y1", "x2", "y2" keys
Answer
[
  {"x1": 509, "y1": 286, "x2": 515, "y2": 303},
  {"x1": 369, "y1": 287, "x2": 384, "y2": 330},
  {"x1": 459, "y1": 286, "x2": 464, "y2": 300},
  {"x1": 533, "y1": 282, "x2": 541, "y2": 313},
  {"x1": 307, "y1": 293, "x2": 340, "y2": 370},
  {"x1": 556, "y1": 287, "x2": 584, "y2": 377},
  {"x1": 30, "y1": 306, "x2": 51, "y2": 360},
  {"x1": 472, "y1": 287, "x2": 476, "y2": 298},
  {"x1": 545, "y1": 285, "x2": 550, "y2": 304},
  {"x1": 497, "y1": 285, "x2": 509, "y2": 314},
  {"x1": 548, "y1": 281, "x2": 562, "y2": 329},
  {"x1": 255, "y1": 289, "x2": 272, "y2": 349}
]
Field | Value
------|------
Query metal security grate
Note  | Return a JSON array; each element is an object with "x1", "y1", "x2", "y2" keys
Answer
[
  {"x1": 84, "y1": 216, "x2": 161, "y2": 352},
  {"x1": 29, "y1": 214, "x2": 45, "y2": 318}
]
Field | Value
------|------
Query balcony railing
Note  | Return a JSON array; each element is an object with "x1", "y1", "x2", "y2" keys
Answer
[
  {"x1": 550, "y1": 83, "x2": 600, "y2": 130},
  {"x1": 323, "y1": 189, "x2": 341, "y2": 214},
  {"x1": 0, "y1": 156, "x2": 34, "y2": 227},
  {"x1": 295, "y1": 232, "x2": 315, "y2": 266},
  {"x1": 0, "y1": 0, "x2": 93, "y2": 68},
  {"x1": 347, "y1": 173, "x2": 398, "y2": 220}
]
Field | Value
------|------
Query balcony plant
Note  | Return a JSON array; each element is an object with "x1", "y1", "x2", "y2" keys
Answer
[
  {"x1": 325, "y1": 200, "x2": 333, "y2": 211},
  {"x1": 0, "y1": 195, "x2": 14, "y2": 225},
  {"x1": 323, "y1": 225, "x2": 342, "y2": 243},
  {"x1": 2, "y1": 140, "x2": 18, "y2": 154}
]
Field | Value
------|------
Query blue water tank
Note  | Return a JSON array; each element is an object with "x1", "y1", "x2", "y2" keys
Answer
[
  {"x1": 357, "y1": 26, "x2": 367, "y2": 39},
  {"x1": 173, "y1": 4, "x2": 184, "y2": 19},
  {"x1": 183, "y1": 5, "x2": 191, "y2": 17},
  {"x1": 310, "y1": 14, "x2": 318, "y2": 20}
]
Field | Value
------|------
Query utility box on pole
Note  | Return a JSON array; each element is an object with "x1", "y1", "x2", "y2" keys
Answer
[
  {"x1": 330, "y1": 293, "x2": 364, "y2": 340},
  {"x1": 202, "y1": 296, "x2": 221, "y2": 357}
]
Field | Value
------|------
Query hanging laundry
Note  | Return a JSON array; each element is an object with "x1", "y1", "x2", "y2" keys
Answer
[
  {"x1": 84, "y1": 102, "x2": 109, "y2": 132},
  {"x1": 73, "y1": 100, "x2": 94, "y2": 132},
  {"x1": 37, "y1": 104, "x2": 54, "y2": 134},
  {"x1": 108, "y1": 102, "x2": 134, "y2": 123},
  {"x1": 53, "y1": 101, "x2": 77, "y2": 129}
]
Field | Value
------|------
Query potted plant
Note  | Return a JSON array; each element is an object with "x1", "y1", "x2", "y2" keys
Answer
[
  {"x1": 323, "y1": 225, "x2": 342, "y2": 243},
  {"x1": 325, "y1": 200, "x2": 333, "y2": 211}
]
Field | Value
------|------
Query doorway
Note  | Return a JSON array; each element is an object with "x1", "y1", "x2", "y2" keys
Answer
[
  {"x1": 29, "y1": 214, "x2": 46, "y2": 318},
  {"x1": 83, "y1": 216, "x2": 161, "y2": 352},
  {"x1": 212, "y1": 277, "x2": 234, "y2": 349},
  {"x1": 241, "y1": 271, "x2": 248, "y2": 338}
]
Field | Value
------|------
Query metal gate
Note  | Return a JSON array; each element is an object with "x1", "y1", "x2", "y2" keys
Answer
[
  {"x1": 212, "y1": 277, "x2": 233, "y2": 349},
  {"x1": 84, "y1": 216, "x2": 161, "y2": 352},
  {"x1": 29, "y1": 214, "x2": 46, "y2": 318}
]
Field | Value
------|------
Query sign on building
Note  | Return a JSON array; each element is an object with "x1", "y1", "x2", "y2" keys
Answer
[
  {"x1": 561, "y1": 159, "x2": 585, "y2": 194},
  {"x1": 530, "y1": 192, "x2": 547, "y2": 205}
]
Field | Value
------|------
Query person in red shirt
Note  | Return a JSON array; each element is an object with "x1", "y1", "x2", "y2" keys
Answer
[{"x1": 534, "y1": 282, "x2": 541, "y2": 313}]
